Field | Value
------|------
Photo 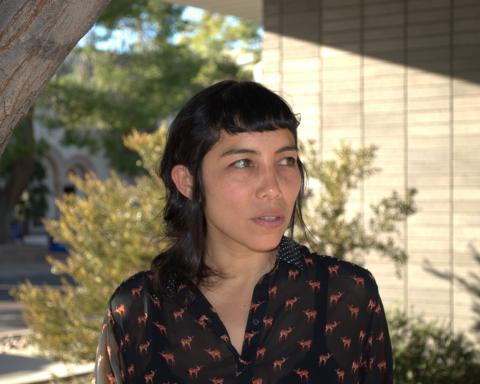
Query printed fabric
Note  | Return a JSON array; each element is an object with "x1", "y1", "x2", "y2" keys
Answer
[{"x1": 95, "y1": 237, "x2": 393, "y2": 383}]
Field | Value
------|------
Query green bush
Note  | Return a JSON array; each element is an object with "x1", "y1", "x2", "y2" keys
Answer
[
  {"x1": 390, "y1": 310, "x2": 480, "y2": 383},
  {"x1": 12, "y1": 129, "x2": 169, "y2": 362}
]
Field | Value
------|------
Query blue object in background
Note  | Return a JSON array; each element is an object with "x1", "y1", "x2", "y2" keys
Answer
[
  {"x1": 9, "y1": 223, "x2": 22, "y2": 240},
  {"x1": 48, "y1": 236, "x2": 68, "y2": 253}
]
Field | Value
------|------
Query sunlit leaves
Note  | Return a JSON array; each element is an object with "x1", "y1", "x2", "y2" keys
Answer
[{"x1": 297, "y1": 141, "x2": 417, "y2": 273}]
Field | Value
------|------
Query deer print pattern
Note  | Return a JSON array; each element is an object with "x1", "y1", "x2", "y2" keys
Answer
[{"x1": 95, "y1": 237, "x2": 392, "y2": 383}]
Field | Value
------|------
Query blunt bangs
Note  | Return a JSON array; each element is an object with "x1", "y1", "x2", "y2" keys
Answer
[{"x1": 205, "y1": 81, "x2": 300, "y2": 139}]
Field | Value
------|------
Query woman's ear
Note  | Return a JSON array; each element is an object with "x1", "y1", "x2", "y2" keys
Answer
[{"x1": 171, "y1": 165, "x2": 194, "y2": 199}]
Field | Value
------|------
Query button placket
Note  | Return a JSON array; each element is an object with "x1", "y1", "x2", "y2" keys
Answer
[{"x1": 239, "y1": 276, "x2": 270, "y2": 373}]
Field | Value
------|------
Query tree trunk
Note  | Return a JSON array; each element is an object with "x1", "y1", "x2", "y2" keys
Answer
[
  {"x1": 0, "y1": 107, "x2": 35, "y2": 243},
  {"x1": 0, "y1": 0, "x2": 111, "y2": 158}
]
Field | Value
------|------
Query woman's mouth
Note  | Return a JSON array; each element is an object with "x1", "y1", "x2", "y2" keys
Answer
[{"x1": 252, "y1": 216, "x2": 285, "y2": 228}]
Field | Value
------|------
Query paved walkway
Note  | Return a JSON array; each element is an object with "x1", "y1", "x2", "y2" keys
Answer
[{"x1": 0, "y1": 243, "x2": 93, "y2": 383}]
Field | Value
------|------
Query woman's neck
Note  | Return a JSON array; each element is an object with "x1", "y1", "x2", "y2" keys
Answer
[{"x1": 201, "y1": 240, "x2": 277, "y2": 289}]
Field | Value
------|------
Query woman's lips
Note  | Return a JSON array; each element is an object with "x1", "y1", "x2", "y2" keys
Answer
[{"x1": 251, "y1": 215, "x2": 285, "y2": 228}]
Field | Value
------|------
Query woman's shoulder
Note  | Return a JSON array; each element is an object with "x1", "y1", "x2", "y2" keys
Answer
[
  {"x1": 306, "y1": 250, "x2": 379, "y2": 294},
  {"x1": 107, "y1": 270, "x2": 154, "y2": 319},
  {"x1": 110, "y1": 270, "x2": 152, "y2": 297}
]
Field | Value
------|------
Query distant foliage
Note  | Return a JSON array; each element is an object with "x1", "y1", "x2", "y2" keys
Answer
[
  {"x1": 13, "y1": 128, "x2": 168, "y2": 362},
  {"x1": 298, "y1": 142, "x2": 417, "y2": 273},
  {"x1": 390, "y1": 310, "x2": 480, "y2": 383}
]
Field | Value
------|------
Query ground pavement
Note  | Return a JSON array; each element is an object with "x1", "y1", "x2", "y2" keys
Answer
[{"x1": 0, "y1": 243, "x2": 93, "y2": 383}]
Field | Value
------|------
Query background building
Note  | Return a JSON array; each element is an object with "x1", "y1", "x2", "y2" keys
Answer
[
  {"x1": 27, "y1": 123, "x2": 110, "y2": 241},
  {"x1": 170, "y1": 0, "x2": 480, "y2": 338}
]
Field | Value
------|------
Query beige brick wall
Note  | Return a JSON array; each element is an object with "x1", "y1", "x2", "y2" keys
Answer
[{"x1": 263, "y1": 0, "x2": 480, "y2": 338}]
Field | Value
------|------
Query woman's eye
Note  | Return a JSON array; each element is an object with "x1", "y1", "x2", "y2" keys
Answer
[
  {"x1": 279, "y1": 157, "x2": 297, "y2": 166},
  {"x1": 232, "y1": 159, "x2": 253, "y2": 169}
]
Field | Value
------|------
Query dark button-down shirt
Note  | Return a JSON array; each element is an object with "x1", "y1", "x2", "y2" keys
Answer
[{"x1": 95, "y1": 237, "x2": 393, "y2": 383}]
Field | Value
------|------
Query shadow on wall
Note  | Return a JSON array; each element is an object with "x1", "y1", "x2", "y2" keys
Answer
[
  {"x1": 266, "y1": 1, "x2": 480, "y2": 85},
  {"x1": 423, "y1": 244, "x2": 480, "y2": 338}
]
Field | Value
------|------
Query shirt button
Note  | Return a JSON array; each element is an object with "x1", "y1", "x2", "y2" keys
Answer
[{"x1": 252, "y1": 318, "x2": 260, "y2": 326}]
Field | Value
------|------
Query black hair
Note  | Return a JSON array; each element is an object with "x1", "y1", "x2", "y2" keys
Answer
[{"x1": 151, "y1": 80, "x2": 307, "y2": 288}]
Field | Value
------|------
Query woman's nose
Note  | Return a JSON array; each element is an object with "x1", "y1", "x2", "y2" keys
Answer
[{"x1": 256, "y1": 168, "x2": 282, "y2": 200}]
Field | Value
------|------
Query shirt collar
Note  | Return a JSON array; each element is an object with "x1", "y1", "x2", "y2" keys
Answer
[
  {"x1": 163, "y1": 236, "x2": 306, "y2": 297},
  {"x1": 277, "y1": 235, "x2": 306, "y2": 271}
]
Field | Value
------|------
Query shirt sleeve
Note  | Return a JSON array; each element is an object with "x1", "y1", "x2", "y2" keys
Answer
[
  {"x1": 360, "y1": 283, "x2": 393, "y2": 384},
  {"x1": 95, "y1": 306, "x2": 127, "y2": 384}
]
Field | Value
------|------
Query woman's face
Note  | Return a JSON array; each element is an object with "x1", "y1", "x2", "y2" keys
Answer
[{"x1": 201, "y1": 128, "x2": 302, "y2": 255}]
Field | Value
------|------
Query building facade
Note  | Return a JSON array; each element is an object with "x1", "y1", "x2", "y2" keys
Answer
[{"x1": 35, "y1": 122, "x2": 110, "y2": 232}]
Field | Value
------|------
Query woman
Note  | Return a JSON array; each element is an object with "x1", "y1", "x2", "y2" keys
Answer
[{"x1": 95, "y1": 80, "x2": 393, "y2": 383}]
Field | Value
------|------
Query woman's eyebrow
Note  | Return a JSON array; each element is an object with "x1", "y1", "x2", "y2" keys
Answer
[
  {"x1": 220, "y1": 145, "x2": 298, "y2": 158},
  {"x1": 276, "y1": 144, "x2": 299, "y2": 153}
]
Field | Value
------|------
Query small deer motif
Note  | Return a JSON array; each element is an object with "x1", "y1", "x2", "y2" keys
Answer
[
  {"x1": 329, "y1": 291, "x2": 344, "y2": 305},
  {"x1": 297, "y1": 339, "x2": 312, "y2": 351},
  {"x1": 205, "y1": 348, "x2": 222, "y2": 361},
  {"x1": 304, "y1": 257, "x2": 314, "y2": 265},
  {"x1": 188, "y1": 366, "x2": 202, "y2": 379},
  {"x1": 114, "y1": 304, "x2": 126, "y2": 316},
  {"x1": 244, "y1": 331, "x2": 258, "y2": 344},
  {"x1": 273, "y1": 357, "x2": 288, "y2": 370},
  {"x1": 268, "y1": 286, "x2": 278, "y2": 298},
  {"x1": 367, "y1": 299, "x2": 377, "y2": 311},
  {"x1": 256, "y1": 347, "x2": 267, "y2": 360},
  {"x1": 306, "y1": 279, "x2": 321, "y2": 292},
  {"x1": 319, "y1": 353, "x2": 333, "y2": 366},
  {"x1": 137, "y1": 312, "x2": 148, "y2": 325},
  {"x1": 352, "y1": 360, "x2": 359, "y2": 374},
  {"x1": 150, "y1": 296, "x2": 161, "y2": 308},
  {"x1": 144, "y1": 370, "x2": 156, "y2": 384},
  {"x1": 352, "y1": 275, "x2": 365, "y2": 287},
  {"x1": 377, "y1": 360, "x2": 387, "y2": 373},
  {"x1": 138, "y1": 340, "x2": 151, "y2": 354},
  {"x1": 180, "y1": 335, "x2": 194, "y2": 350},
  {"x1": 325, "y1": 321, "x2": 340, "y2": 334},
  {"x1": 173, "y1": 308, "x2": 185, "y2": 320},
  {"x1": 376, "y1": 331, "x2": 385, "y2": 342},
  {"x1": 131, "y1": 285, "x2": 143, "y2": 297},
  {"x1": 328, "y1": 265, "x2": 339, "y2": 276},
  {"x1": 341, "y1": 336, "x2": 352, "y2": 350},
  {"x1": 293, "y1": 369, "x2": 309, "y2": 382},
  {"x1": 303, "y1": 309, "x2": 317, "y2": 322},
  {"x1": 285, "y1": 296, "x2": 299, "y2": 310},
  {"x1": 288, "y1": 269, "x2": 299, "y2": 280},
  {"x1": 335, "y1": 369, "x2": 345, "y2": 383},
  {"x1": 159, "y1": 351, "x2": 175, "y2": 366},
  {"x1": 250, "y1": 301, "x2": 265, "y2": 312},
  {"x1": 348, "y1": 305, "x2": 360, "y2": 319},
  {"x1": 359, "y1": 329, "x2": 366, "y2": 342},
  {"x1": 220, "y1": 334, "x2": 230, "y2": 343},
  {"x1": 263, "y1": 316, "x2": 273, "y2": 328},
  {"x1": 279, "y1": 326, "x2": 294, "y2": 341},
  {"x1": 153, "y1": 321, "x2": 167, "y2": 336}
]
